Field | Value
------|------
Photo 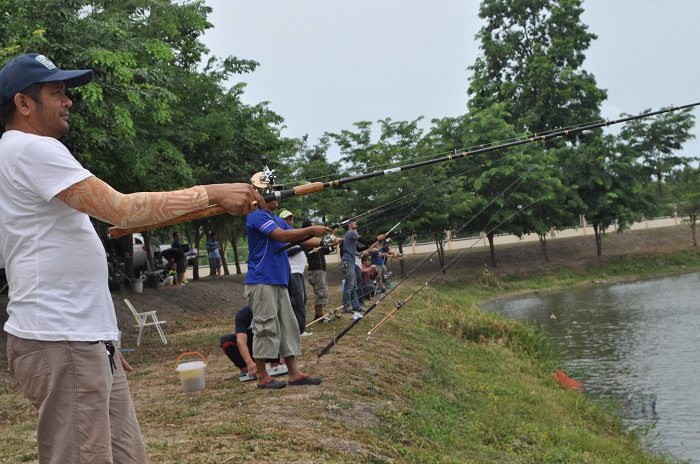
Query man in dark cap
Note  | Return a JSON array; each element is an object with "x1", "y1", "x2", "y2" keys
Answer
[{"x1": 0, "y1": 53, "x2": 265, "y2": 463}]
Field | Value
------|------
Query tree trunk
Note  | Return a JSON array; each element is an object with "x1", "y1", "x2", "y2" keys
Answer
[
  {"x1": 487, "y1": 231, "x2": 497, "y2": 268},
  {"x1": 231, "y1": 230, "x2": 242, "y2": 275},
  {"x1": 434, "y1": 231, "x2": 446, "y2": 273},
  {"x1": 593, "y1": 222, "x2": 603, "y2": 256},
  {"x1": 691, "y1": 222, "x2": 697, "y2": 247},
  {"x1": 538, "y1": 234, "x2": 550, "y2": 262}
]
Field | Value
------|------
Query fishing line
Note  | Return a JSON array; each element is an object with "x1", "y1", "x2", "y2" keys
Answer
[
  {"x1": 108, "y1": 103, "x2": 700, "y2": 239},
  {"x1": 282, "y1": 114, "x2": 616, "y2": 189},
  {"x1": 317, "y1": 166, "x2": 537, "y2": 357},
  {"x1": 365, "y1": 197, "x2": 541, "y2": 339}
]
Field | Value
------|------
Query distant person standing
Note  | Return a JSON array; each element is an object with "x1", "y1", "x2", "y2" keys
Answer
[
  {"x1": 206, "y1": 231, "x2": 222, "y2": 278},
  {"x1": 171, "y1": 230, "x2": 182, "y2": 249},
  {"x1": 302, "y1": 219, "x2": 335, "y2": 323},
  {"x1": 340, "y1": 219, "x2": 386, "y2": 313},
  {"x1": 280, "y1": 210, "x2": 309, "y2": 335}
]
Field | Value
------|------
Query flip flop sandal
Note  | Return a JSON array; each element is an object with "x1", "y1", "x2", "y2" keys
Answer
[
  {"x1": 256, "y1": 377, "x2": 287, "y2": 389},
  {"x1": 288, "y1": 373, "x2": 322, "y2": 386}
]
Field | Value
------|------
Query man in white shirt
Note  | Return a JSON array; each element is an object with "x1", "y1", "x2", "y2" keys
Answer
[
  {"x1": 280, "y1": 210, "x2": 311, "y2": 336},
  {"x1": 0, "y1": 53, "x2": 265, "y2": 463}
]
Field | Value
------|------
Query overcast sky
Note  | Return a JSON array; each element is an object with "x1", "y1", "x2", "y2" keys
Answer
[{"x1": 201, "y1": 1, "x2": 700, "y2": 161}]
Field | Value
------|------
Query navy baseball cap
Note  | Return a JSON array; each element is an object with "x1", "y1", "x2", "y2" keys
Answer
[{"x1": 0, "y1": 53, "x2": 93, "y2": 105}]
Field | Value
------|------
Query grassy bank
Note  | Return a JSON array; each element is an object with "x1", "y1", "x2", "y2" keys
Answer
[{"x1": 1, "y1": 234, "x2": 698, "y2": 462}]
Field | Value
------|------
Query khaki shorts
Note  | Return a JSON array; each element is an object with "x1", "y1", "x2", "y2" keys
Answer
[
  {"x1": 245, "y1": 284, "x2": 302, "y2": 359},
  {"x1": 307, "y1": 269, "x2": 329, "y2": 305}
]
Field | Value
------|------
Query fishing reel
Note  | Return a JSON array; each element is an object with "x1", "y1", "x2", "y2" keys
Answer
[
  {"x1": 250, "y1": 156, "x2": 284, "y2": 193},
  {"x1": 320, "y1": 234, "x2": 337, "y2": 248}
]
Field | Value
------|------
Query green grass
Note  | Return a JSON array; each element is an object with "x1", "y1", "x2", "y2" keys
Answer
[{"x1": 1, "y1": 243, "x2": 698, "y2": 462}]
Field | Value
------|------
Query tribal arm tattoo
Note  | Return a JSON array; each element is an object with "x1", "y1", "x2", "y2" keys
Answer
[{"x1": 56, "y1": 176, "x2": 209, "y2": 229}]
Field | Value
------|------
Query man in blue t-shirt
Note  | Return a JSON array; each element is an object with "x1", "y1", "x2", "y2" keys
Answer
[
  {"x1": 205, "y1": 232, "x2": 222, "y2": 278},
  {"x1": 245, "y1": 200, "x2": 332, "y2": 389},
  {"x1": 340, "y1": 219, "x2": 386, "y2": 313}
]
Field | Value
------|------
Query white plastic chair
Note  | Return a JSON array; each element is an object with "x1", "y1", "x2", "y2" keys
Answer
[{"x1": 123, "y1": 299, "x2": 167, "y2": 346}]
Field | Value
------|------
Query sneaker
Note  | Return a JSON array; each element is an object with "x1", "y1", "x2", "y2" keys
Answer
[
  {"x1": 268, "y1": 364, "x2": 288, "y2": 376},
  {"x1": 301, "y1": 331, "x2": 313, "y2": 337},
  {"x1": 321, "y1": 317, "x2": 332, "y2": 323},
  {"x1": 352, "y1": 311, "x2": 364, "y2": 320}
]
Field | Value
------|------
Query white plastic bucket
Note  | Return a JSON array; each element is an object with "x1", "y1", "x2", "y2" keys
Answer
[
  {"x1": 175, "y1": 352, "x2": 207, "y2": 392},
  {"x1": 165, "y1": 275, "x2": 174, "y2": 285},
  {"x1": 132, "y1": 279, "x2": 143, "y2": 293}
]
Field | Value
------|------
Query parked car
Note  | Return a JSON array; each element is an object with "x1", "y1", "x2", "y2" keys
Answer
[{"x1": 132, "y1": 233, "x2": 162, "y2": 271}]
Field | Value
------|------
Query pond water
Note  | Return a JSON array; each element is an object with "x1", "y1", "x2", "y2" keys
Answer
[{"x1": 481, "y1": 272, "x2": 700, "y2": 463}]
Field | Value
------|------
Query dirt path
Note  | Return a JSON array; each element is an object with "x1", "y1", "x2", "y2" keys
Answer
[{"x1": 1, "y1": 225, "x2": 695, "y2": 367}]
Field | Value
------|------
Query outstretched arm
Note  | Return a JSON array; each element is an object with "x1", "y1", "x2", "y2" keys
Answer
[{"x1": 57, "y1": 176, "x2": 265, "y2": 228}]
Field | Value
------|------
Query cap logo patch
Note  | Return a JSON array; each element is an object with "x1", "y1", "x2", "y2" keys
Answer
[{"x1": 34, "y1": 55, "x2": 57, "y2": 70}]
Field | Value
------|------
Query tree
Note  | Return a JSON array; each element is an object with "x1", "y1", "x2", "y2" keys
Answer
[
  {"x1": 466, "y1": 0, "x2": 607, "y2": 263},
  {"x1": 0, "y1": 0, "x2": 287, "y2": 277},
  {"x1": 617, "y1": 108, "x2": 696, "y2": 200},
  {"x1": 668, "y1": 166, "x2": 700, "y2": 246},
  {"x1": 560, "y1": 133, "x2": 654, "y2": 256},
  {"x1": 468, "y1": 0, "x2": 606, "y2": 136},
  {"x1": 283, "y1": 136, "x2": 346, "y2": 226}
]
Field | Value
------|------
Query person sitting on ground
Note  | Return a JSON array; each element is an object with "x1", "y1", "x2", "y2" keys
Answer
[
  {"x1": 220, "y1": 306, "x2": 283, "y2": 379},
  {"x1": 360, "y1": 255, "x2": 380, "y2": 302}
]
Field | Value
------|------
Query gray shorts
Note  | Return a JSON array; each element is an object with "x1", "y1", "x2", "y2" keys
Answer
[
  {"x1": 245, "y1": 284, "x2": 302, "y2": 359},
  {"x1": 307, "y1": 269, "x2": 329, "y2": 305}
]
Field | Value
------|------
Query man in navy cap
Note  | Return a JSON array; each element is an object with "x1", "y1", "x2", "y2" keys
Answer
[{"x1": 0, "y1": 53, "x2": 266, "y2": 463}]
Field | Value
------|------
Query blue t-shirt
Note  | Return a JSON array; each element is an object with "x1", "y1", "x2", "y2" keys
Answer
[
  {"x1": 341, "y1": 230, "x2": 360, "y2": 263},
  {"x1": 245, "y1": 209, "x2": 291, "y2": 285},
  {"x1": 206, "y1": 239, "x2": 221, "y2": 259},
  {"x1": 369, "y1": 248, "x2": 384, "y2": 266}
]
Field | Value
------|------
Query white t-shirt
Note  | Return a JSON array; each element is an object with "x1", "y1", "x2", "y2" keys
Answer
[
  {"x1": 287, "y1": 246, "x2": 307, "y2": 274},
  {"x1": 0, "y1": 130, "x2": 117, "y2": 341}
]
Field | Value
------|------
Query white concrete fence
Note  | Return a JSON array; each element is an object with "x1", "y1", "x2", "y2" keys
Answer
[{"x1": 195, "y1": 215, "x2": 690, "y2": 277}]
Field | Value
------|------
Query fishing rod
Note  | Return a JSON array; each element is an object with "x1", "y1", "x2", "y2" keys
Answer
[
  {"x1": 317, "y1": 167, "x2": 537, "y2": 358},
  {"x1": 107, "y1": 102, "x2": 700, "y2": 239}
]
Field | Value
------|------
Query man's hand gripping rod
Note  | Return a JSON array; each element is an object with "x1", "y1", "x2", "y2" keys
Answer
[{"x1": 107, "y1": 159, "x2": 328, "y2": 238}]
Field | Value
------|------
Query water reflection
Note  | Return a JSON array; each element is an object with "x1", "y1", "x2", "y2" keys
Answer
[{"x1": 482, "y1": 272, "x2": 700, "y2": 463}]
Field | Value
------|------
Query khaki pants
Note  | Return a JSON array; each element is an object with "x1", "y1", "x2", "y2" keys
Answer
[{"x1": 7, "y1": 334, "x2": 147, "y2": 464}]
